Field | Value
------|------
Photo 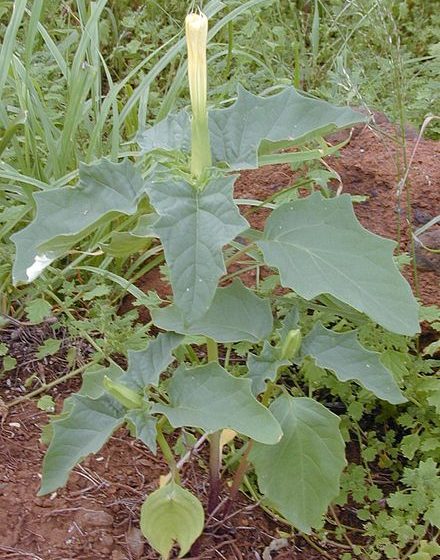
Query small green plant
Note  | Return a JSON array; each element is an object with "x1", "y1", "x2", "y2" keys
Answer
[{"x1": 12, "y1": 9, "x2": 423, "y2": 559}]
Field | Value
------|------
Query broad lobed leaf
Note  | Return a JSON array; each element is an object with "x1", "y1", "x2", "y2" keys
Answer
[
  {"x1": 258, "y1": 193, "x2": 419, "y2": 335},
  {"x1": 12, "y1": 159, "x2": 149, "y2": 284},
  {"x1": 152, "y1": 280, "x2": 273, "y2": 343},
  {"x1": 146, "y1": 174, "x2": 248, "y2": 323},
  {"x1": 138, "y1": 86, "x2": 366, "y2": 170},
  {"x1": 302, "y1": 323, "x2": 406, "y2": 404},
  {"x1": 152, "y1": 362, "x2": 282, "y2": 445},
  {"x1": 247, "y1": 341, "x2": 289, "y2": 396},
  {"x1": 40, "y1": 394, "x2": 125, "y2": 495},
  {"x1": 250, "y1": 395, "x2": 346, "y2": 533},
  {"x1": 123, "y1": 332, "x2": 184, "y2": 390}
]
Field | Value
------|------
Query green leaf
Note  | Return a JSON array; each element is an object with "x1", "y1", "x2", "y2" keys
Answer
[
  {"x1": 247, "y1": 342, "x2": 289, "y2": 395},
  {"x1": 124, "y1": 332, "x2": 184, "y2": 390},
  {"x1": 125, "y1": 409, "x2": 157, "y2": 454},
  {"x1": 78, "y1": 266, "x2": 162, "y2": 308},
  {"x1": 152, "y1": 280, "x2": 273, "y2": 343},
  {"x1": 138, "y1": 86, "x2": 366, "y2": 170},
  {"x1": 140, "y1": 481, "x2": 204, "y2": 559},
  {"x1": 37, "y1": 395, "x2": 56, "y2": 413},
  {"x1": 302, "y1": 323, "x2": 406, "y2": 404},
  {"x1": 25, "y1": 298, "x2": 52, "y2": 323},
  {"x1": 427, "y1": 384, "x2": 440, "y2": 415},
  {"x1": 12, "y1": 159, "x2": 148, "y2": 284},
  {"x1": 36, "y1": 338, "x2": 61, "y2": 360},
  {"x1": 152, "y1": 363, "x2": 282, "y2": 444},
  {"x1": 250, "y1": 395, "x2": 346, "y2": 533},
  {"x1": 79, "y1": 364, "x2": 124, "y2": 399},
  {"x1": 147, "y1": 174, "x2": 248, "y2": 322},
  {"x1": 100, "y1": 214, "x2": 157, "y2": 257},
  {"x1": 277, "y1": 306, "x2": 300, "y2": 340},
  {"x1": 40, "y1": 394, "x2": 124, "y2": 495},
  {"x1": 425, "y1": 497, "x2": 440, "y2": 529},
  {"x1": 2, "y1": 356, "x2": 16, "y2": 372},
  {"x1": 258, "y1": 193, "x2": 419, "y2": 335},
  {"x1": 138, "y1": 110, "x2": 190, "y2": 155},
  {"x1": 82, "y1": 285, "x2": 111, "y2": 301}
]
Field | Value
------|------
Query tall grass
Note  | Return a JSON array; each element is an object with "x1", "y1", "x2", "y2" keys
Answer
[{"x1": 0, "y1": 0, "x2": 275, "y2": 308}]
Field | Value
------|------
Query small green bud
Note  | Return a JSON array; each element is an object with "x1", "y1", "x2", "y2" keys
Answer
[
  {"x1": 103, "y1": 376, "x2": 143, "y2": 409},
  {"x1": 280, "y1": 329, "x2": 302, "y2": 360}
]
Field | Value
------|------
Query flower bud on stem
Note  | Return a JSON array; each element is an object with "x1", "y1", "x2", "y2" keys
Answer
[{"x1": 185, "y1": 11, "x2": 212, "y2": 178}]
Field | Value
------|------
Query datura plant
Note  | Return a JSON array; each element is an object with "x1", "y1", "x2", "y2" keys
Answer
[{"x1": 12, "y1": 9, "x2": 420, "y2": 559}]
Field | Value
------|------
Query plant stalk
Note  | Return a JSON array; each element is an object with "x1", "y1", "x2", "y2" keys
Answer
[
  {"x1": 208, "y1": 429, "x2": 222, "y2": 513},
  {"x1": 223, "y1": 440, "x2": 254, "y2": 516},
  {"x1": 206, "y1": 336, "x2": 222, "y2": 513},
  {"x1": 156, "y1": 422, "x2": 180, "y2": 484}
]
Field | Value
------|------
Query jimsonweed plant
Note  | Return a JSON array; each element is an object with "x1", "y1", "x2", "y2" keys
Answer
[{"x1": 12, "y1": 9, "x2": 421, "y2": 559}]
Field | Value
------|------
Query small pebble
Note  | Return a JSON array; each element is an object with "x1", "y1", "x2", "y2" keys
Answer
[
  {"x1": 75, "y1": 509, "x2": 114, "y2": 528},
  {"x1": 126, "y1": 527, "x2": 145, "y2": 558}
]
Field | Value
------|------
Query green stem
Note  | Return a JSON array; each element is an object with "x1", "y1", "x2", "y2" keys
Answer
[
  {"x1": 225, "y1": 242, "x2": 256, "y2": 267},
  {"x1": 225, "y1": 20, "x2": 233, "y2": 76},
  {"x1": 185, "y1": 344, "x2": 200, "y2": 365},
  {"x1": 223, "y1": 344, "x2": 232, "y2": 369},
  {"x1": 191, "y1": 112, "x2": 211, "y2": 178},
  {"x1": 156, "y1": 422, "x2": 180, "y2": 484},
  {"x1": 206, "y1": 337, "x2": 218, "y2": 362},
  {"x1": 206, "y1": 337, "x2": 222, "y2": 512}
]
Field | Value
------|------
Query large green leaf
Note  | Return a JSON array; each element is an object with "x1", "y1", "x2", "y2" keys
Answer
[
  {"x1": 247, "y1": 341, "x2": 289, "y2": 396},
  {"x1": 147, "y1": 174, "x2": 248, "y2": 322},
  {"x1": 140, "y1": 481, "x2": 204, "y2": 559},
  {"x1": 258, "y1": 193, "x2": 419, "y2": 335},
  {"x1": 250, "y1": 395, "x2": 346, "y2": 533},
  {"x1": 40, "y1": 394, "x2": 124, "y2": 495},
  {"x1": 302, "y1": 323, "x2": 406, "y2": 404},
  {"x1": 138, "y1": 86, "x2": 366, "y2": 170},
  {"x1": 152, "y1": 363, "x2": 282, "y2": 444},
  {"x1": 12, "y1": 159, "x2": 148, "y2": 284},
  {"x1": 152, "y1": 280, "x2": 273, "y2": 343},
  {"x1": 124, "y1": 332, "x2": 184, "y2": 390}
]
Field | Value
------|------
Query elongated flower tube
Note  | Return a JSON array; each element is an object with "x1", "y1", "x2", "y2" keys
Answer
[
  {"x1": 103, "y1": 376, "x2": 143, "y2": 409},
  {"x1": 280, "y1": 329, "x2": 302, "y2": 360},
  {"x1": 186, "y1": 11, "x2": 212, "y2": 178}
]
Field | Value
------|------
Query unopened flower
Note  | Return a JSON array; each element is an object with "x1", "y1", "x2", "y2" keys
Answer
[{"x1": 185, "y1": 11, "x2": 211, "y2": 177}]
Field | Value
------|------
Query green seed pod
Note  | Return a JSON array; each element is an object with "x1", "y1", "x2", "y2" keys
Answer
[
  {"x1": 103, "y1": 376, "x2": 143, "y2": 409},
  {"x1": 280, "y1": 329, "x2": 302, "y2": 360}
]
